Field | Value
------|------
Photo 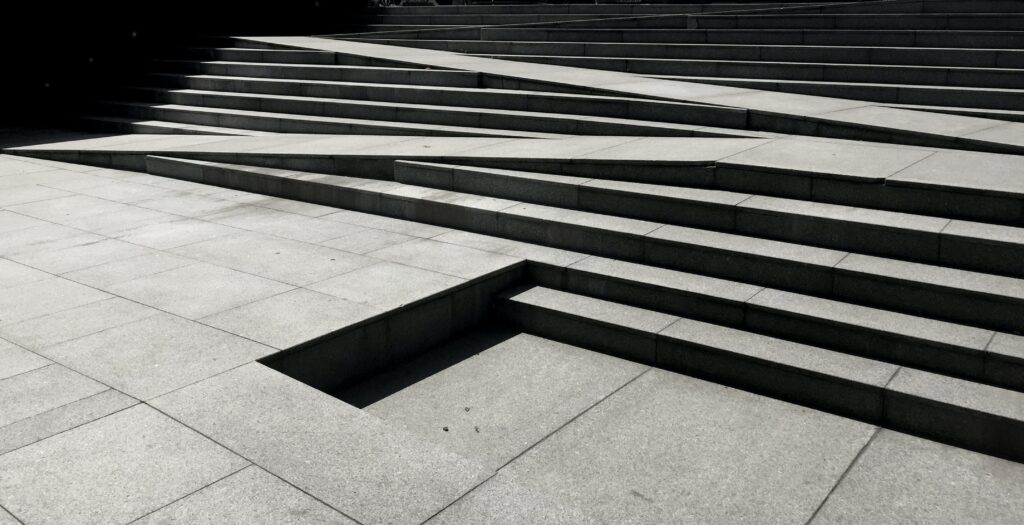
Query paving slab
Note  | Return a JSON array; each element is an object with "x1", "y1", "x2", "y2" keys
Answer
[
  {"x1": 0, "y1": 277, "x2": 111, "y2": 326},
  {"x1": 106, "y1": 262, "x2": 293, "y2": 319},
  {"x1": 171, "y1": 231, "x2": 376, "y2": 286},
  {"x1": 116, "y1": 218, "x2": 242, "y2": 250},
  {"x1": 0, "y1": 297, "x2": 159, "y2": 352},
  {"x1": 203, "y1": 205, "x2": 366, "y2": 243},
  {"x1": 821, "y1": 105, "x2": 1001, "y2": 138},
  {"x1": 0, "y1": 507, "x2": 17, "y2": 525},
  {"x1": 320, "y1": 228, "x2": 415, "y2": 254},
  {"x1": 307, "y1": 260, "x2": 464, "y2": 311},
  {"x1": 64, "y1": 180, "x2": 181, "y2": 204},
  {"x1": 56, "y1": 206, "x2": 177, "y2": 238},
  {"x1": 134, "y1": 193, "x2": 243, "y2": 217},
  {"x1": 0, "y1": 364, "x2": 108, "y2": 428},
  {"x1": 0, "y1": 257, "x2": 51, "y2": 289},
  {"x1": 428, "y1": 470, "x2": 598, "y2": 524},
  {"x1": 498, "y1": 368, "x2": 875, "y2": 524},
  {"x1": 0, "y1": 210, "x2": 49, "y2": 235},
  {"x1": 0, "y1": 405, "x2": 247, "y2": 525},
  {"x1": 7, "y1": 238, "x2": 154, "y2": 274},
  {"x1": 62, "y1": 252, "x2": 197, "y2": 289},
  {"x1": 697, "y1": 89, "x2": 870, "y2": 116},
  {"x1": 718, "y1": 138, "x2": 934, "y2": 182},
  {"x1": 887, "y1": 150, "x2": 1024, "y2": 198},
  {"x1": 202, "y1": 288, "x2": 382, "y2": 350},
  {"x1": 306, "y1": 207, "x2": 447, "y2": 238},
  {"x1": 368, "y1": 238, "x2": 522, "y2": 280},
  {"x1": 964, "y1": 121, "x2": 1024, "y2": 148},
  {"x1": 577, "y1": 136, "x2": 763, "y2": 162},
  {"x1": 5, "y1": 194, "x2": 132, "y2": 223},
  {"x1": 42, "y1": 313, "x2": 274, "y2": 399},
  {"x1": 810, "y1": 429, "x2": 1024, "y2": 524},
  {"x1": 151, "y1": 363, "x2": 492, "y2": 525},
  {"x1": 0, "y1": 339, "x2": 49, "y2": 380},
  {"x1": 366, "y1": 332, "x2": 648, "y2": 470},
  {"x1": 135, "y1": 466, "x2": 356, "y2": 525},
  {"x1": 0, "y1": 389, "x2": 138, "y2": 456},
  {"x1": 0, "y1": 223, "x2": 86, "y2": 257}
]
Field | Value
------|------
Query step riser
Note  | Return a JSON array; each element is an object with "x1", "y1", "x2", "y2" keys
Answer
[
  {"x1": 394, "y1": 162, "x2": 1024, "y2": 279},
  {"x1": 98, "y1": 102, "x2": 535, "y2": 138},
  {"x1": 482, "y1": 54, "x2": 1024, "y2": 90},
  {"x1": 553, "y1": 15, "x2": 1024, "y2": 31},
  {"x1": 116, "y1": 91, "x2": 711, "y2": 137},
  {"x1": 146, "y1": 74, "x2": 746, "y2": 129},
  {"x1": 355, "y1": 38, "x2": 1024, "y2": 69},
  {"x1": 479, "y1": 29, "x2": 1024, "y2": 49},
  {"x1": 374, "y1": 3, "x2": 810, "y2": 16},
  {"x1": 655, "y1": 76, "x2": 1024, "y2": 111},
  {"x1": 498, "y1": 297, "x2": 1024, "y2": 463},
  {"x1": 157, "y1": 60, "x2": 483, "y2": 88}
]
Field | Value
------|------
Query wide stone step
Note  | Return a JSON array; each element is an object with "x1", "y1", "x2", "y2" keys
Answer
[
  {"x1": 374, "y1": 3, "x2": 808, "y2": 16},
  {"x1": 645, "y1": 74, "x2": 1024, "y2": 111},
  {"x1": 478, "y1": 28, "x2": 1024, "y2": 49},
  {"x1": 156, "y1": 58, "x2": 483, "y2": 87},
  {"x1": 120, "y1": 88, "x2": 742, "y2": 137},
  {"x1": 885, "y1": 104, "x2": 1024, "y2": 123},
  {"x1": 498, "y1": 285, "x2": 1024, "y2": 463},
  {"x1": 144, "y1": 73, "x2": 750, "y2": 130},
  {"x1": 556, "y1": 13, "x2": 1024, "y2": 31},
  {"x1": 359, "y1": 38, "x2": 1024, "y2": 68},
  {"x1": 141, "y1": 156, "x2": 1024, "y2": 335},
  {"x1": 392, "y1": 161, "x2": 1024, "y2": 280},
  {"x1": 97, "y1": 101, "x2": 562, "y2": 138},
  {"x1": 475, "y1": 53, "x2": 1024, "y2": 89},
  {"x1": 181, "y1": 48, "x2": 341, "y2": 65},
  {"x1": 81, "y1": 116, "x2": 275, "y2": 136}
]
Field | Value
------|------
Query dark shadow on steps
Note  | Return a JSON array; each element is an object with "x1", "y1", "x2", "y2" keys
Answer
[
  {"x1": 335, "y1": 319, "x2": 518, "y2": 408},
  {"x1": 0, "y1": 127, "x2": 111, "y2": 150}
]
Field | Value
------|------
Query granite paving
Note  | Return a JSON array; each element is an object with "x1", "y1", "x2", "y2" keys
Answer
[{"x1": 4, "y1": 1, "x2": 1024, "y2": 519}]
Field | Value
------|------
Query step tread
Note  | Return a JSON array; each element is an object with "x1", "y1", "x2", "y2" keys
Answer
[
  {"x1": 129, "y1": 87, "x2": 725, "y2": 134},
  {"x1": 103, "y1": 101, "x2": 566, "y2": 139},
  {"x1": 661, "y1": 316, "x2": 898, "y2": 387},
  {"x1": 889, "y1": 367, "x2": 1024, "y2": 422},
  {"x1": 748, "y1": 288, "x2": 994, "y2": 351}
]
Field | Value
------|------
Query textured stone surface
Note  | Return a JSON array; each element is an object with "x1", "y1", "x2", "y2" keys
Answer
[
  {"x1": 202, "y1": 288, "x2": 381, "y2": 349},
  {"x1": 307, "y1": 261, "x2": 464, "y2": 310},
  {"x1": 0, "y1": 405, "x2": 247, "y2": 525},
  {"x1": 106, "y1": 262, "x2": 293, "y2": 319},
  {"x1": 151, "y1": 363, "x2": 492, "y2": 525},
  {"x1": 0, "y1": 364, "x2": 107, "y2": 428},
  {"x1": 366, "y1": 332, "x2": 648, "y2": 469},
  {"x1": 429, "y1": 471, "x2": 598, "y2": 524},
  {"x1": 171, "y1": 231, "x2": 375, "y2": 286},
  {"x1": 811, "y1": 430, "x2": 1024, "y2": 524},
  {"x1": 5, "y1": 8, "x2": 1024, "y2": 521},
  {"x1": 0, "y1": 339, "x2": 49, "y2": 380},
  {"x1": 0, "y1": 389, "x2": 138, "y2": 456},
  {"x1": 43, "y1": 313, "x2": 274, "y2": 399},
  {"x1": 497, "y1": 369, "x2": 875, "y2": 524},
  {"x1": 135, "y1": 466, "x2": 356, "y2": 525},
  {"x1": 0, "y1": 297, "x2": 159, "y2": 351},
  {"x1": 369, "y1": 238, "x2": 522, "y2": 280}
]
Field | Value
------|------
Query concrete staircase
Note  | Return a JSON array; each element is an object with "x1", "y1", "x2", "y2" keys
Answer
[
  {"x1": 78, "y1": 146, "x2": 1020, "y2": 463},
  {"x1": 347, "y1": 0, "x2": 1024, "y2": 116},
  {"x1": 9, "y1": 0, "x2": 1024, "y2": 468}
]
